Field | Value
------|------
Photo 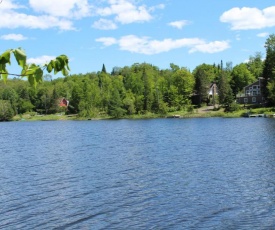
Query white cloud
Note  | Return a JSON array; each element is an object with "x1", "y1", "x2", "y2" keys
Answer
[
  {"x1": 220, "y1": 6, "x2": 275, "y2": 30},
  {"x1": 0, "y1": 0, "x2": 23, "y2": 11},
  {"x1": 0, "y1": 34, "x2": 28, "y2": 41},
  {"x1": 0, "y1": 13, "x2": 74, "y2": 30},
  {"x1": 96, "y1": 0, "x2": 153, "y2": 24},
  {"x1": 27, "y1": 55, "x2": 56, "y2": 65},
  {"x1": 257, "y1": 32, "x2": 269, "y2": 37},
  {"x1": 29, "y1": 0, "x2": 91, "y2": 19},
  {"x1": 168, "y1": 20, "x2": 190, "y2": 29},
  {"x1": 0, "y1": 0, "x2": 75, "y2": 30},
  {"x1": 96, "y1": 37, "x2": 117, "y2": 46},
  {"x1": 189, "y1": 41, "x2": 230, "y2": 54},
  {"x1": 96, "y1": 35, "x2": 230, "y2": 54},
  {"x1": 92, "y1": 19, "x2": 117, "y2": 30}
]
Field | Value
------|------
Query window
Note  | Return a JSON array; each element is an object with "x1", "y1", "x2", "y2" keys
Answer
[
  {"x1": 244, "y1": 98, "x2": 248, "y2": 103},
  {"x1": 252, "y1": 97, "x2": 256, "y2": 103},
  {"x1": 246, "y1": 90, "x2": 249, "y2": 95},
  {"x1": 253, "y1": 85, "x2": 257, "y2": 89}
]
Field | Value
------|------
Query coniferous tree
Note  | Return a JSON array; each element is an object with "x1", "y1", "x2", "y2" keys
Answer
[
  {"x1": 101, "y1": 64, "x2": 107, "y2": 73},
  {"x1": 193, "y1": 64, "x2": 217, "y2": 106},
  {"x1": 218, "y1": 73, "x2": 234, "y2": 110},
  {"x1": 262, "y1": 34, "x2": 275, "y2": 104}
]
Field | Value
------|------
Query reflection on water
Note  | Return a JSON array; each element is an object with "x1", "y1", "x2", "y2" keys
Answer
[{"x1": 1, "y1": 118, "x2": 275, "y2": 229}]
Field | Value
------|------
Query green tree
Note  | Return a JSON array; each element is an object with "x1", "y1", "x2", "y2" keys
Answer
[
  {"x1": 101, "y1": 64, "x2": 107, "y2": 73},
  {"x1": 18, "y1": 99, "x2": 34, "y2": 114},
  {"x1": 108, "y1": 87, "x2": 126, "y2": 118},
  {"x1": 262, "y1": 34, "x2": 275, "y2": 104},
  {"x1": 230, "y1": 63, "x2": 255, "y2": 96},
  {"x1": 267, "y1": 80, "x2": 275, "y2": 105},
  {"x1": 1, "y1": 87, "x2": 19, "y2": 114},
  {"x1": 193, "y1": 64, "x2": 217, "y2": 106},
  {"x1": 36, "y1": 87, "x2": 52, "y2": 114},
  {"x1": 170, "y1": 63, "x2": 180, "y2": 72},
  {"x1": 172, "y1": 68, "x2": 195, "y2": 109},
  {"x1": 247, "y1": 52, "x2": 264, "y2": 79},
  {"x1": 0, "y1": 100, "x2": 14, "y2": 121},
  {"x1": 70, "y1": 82, "x2": 84, "y2": 113},
  {"x1": 218, "y1": 74, "x2": 234, "y2": 110},
  {"x1": 79, "y1": 79, "x2": 101, "y2": 117},
  {"x1": 123, "y1": 90, "x2": 136, "y2": 115},
  {"x1": 142, "y1": 68, "x2": 153, "y2": 112},
  {"x1": 18, "y1": 85, "x2": 30, "y2": 100}
]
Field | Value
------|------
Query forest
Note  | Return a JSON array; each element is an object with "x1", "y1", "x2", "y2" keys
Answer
[{"x1": 0, "y1": 34, "x2": 275, "y2": 121}]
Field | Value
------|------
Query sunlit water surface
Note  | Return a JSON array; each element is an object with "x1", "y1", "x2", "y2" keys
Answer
[{"x1": 1, "y1": 118, "x2": 275, "y2": 229}]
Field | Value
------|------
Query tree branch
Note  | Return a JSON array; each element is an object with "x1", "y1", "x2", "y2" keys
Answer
[{"x1": 0, "y1": 72, "x2": 27, "y2": 77}]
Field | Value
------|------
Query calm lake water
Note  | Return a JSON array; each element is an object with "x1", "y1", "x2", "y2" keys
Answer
[{"x1": 1, "y1": 118, "x2": 275, "y2": 229}]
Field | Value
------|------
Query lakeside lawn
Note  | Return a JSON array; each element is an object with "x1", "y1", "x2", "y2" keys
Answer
[{"x1": 11, "y1": 106, "x2": 275, "y2": 121}]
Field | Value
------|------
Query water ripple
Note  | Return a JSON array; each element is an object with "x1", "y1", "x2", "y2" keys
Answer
[{"x1": 1, "y1": 119, "x2": 275, "y2": 229}]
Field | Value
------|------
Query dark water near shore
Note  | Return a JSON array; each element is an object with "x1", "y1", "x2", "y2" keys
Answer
[{"x1": 1, "y1": 118, "x2": 275, "y2": 229}]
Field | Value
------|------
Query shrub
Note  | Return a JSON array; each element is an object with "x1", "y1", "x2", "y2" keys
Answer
[
  {"x1": 225, "y1": 102, "x2": 241, "y2": 112},
  {"x1": 0, "y1": 100, "x2": 14, "y2": 121}
]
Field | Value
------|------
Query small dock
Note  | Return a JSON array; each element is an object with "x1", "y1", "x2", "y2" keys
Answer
[
  {"x1": 246, "y1": 114, "x2": 266, "y2": 118},
  {"x1": 166, "y1": 115, "x2": 181, "y2": 118},
  {"x1": 249, "y1": 114, "x2": 265, "y2": 117}
]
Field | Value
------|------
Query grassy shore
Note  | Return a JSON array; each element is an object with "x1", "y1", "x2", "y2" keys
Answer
[{"x1": 11, "y1": 106, "x2": 275, "y2": 121}]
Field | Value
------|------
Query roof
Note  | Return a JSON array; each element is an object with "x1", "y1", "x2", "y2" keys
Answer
[{"x1": 59, "y1": 98, "x2": 69, "y2": 107}]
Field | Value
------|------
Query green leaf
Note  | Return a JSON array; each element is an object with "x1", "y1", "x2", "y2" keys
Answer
[
  {"x1": 62, "y1": 68, "x2": 68, "y2": 76},
  {"x1": 0, "y1": 63, "x2": 8, "y2": 83},
  {"x1": 2, "y1": 72, "x2": 8, "y2": 83},
  {"x1": 62, "y1": 55, "x2": 70, "y2": 71},
  {"x1": 21, "y1": 64, "x2": 29, "y2": 76},
  {"x1": 0, "y1": 50, "x2": 12, "y2": 65},
  {"x1": 21, "y1": 64, "x2": 42, "y2": 88},
  {"x1": 23, "y1": 64, "x2": 39, "y2": 76},
  {"x1": 28, "y1": 75, "x2": 37, "y2": 88},
  {"x1": 46, "y1": 55, "x2": 70, "y2": 75},
  {"x1": 13, "y1": 48, "x2": 26, "y2": 68},
  {"x1": 0, "y1": 63, "x2": 5, "y2": 72},
  {"x1": 35, "y1": 67, "x2": 43, "y2": 83},
  {"x1": 46, "y1": 61, "x2": 54, "y2": 73},
  {"x1": 55, "y1": 59, "x2": 62, "y2": 70}
]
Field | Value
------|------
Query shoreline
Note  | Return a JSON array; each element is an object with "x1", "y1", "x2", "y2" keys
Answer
[{"x1": 6, "y1": 106, "x2": 275, "y2": 122}]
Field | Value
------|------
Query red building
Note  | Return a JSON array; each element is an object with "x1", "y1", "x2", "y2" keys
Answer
[{"x1": 59, "y1": 98, "x2": 69, "y2": 107}]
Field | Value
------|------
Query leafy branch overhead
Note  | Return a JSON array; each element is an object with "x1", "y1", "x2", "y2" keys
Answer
[{"x1": 0, "y1": 48, "x2": 70, "y2": 87}]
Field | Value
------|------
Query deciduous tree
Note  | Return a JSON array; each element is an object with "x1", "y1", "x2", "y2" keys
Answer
[
  {"x1": 0, "y1": 100, "x2": 13, "y2": 121},
  {"x1": 230, "y1": 63, "x2": 255, "y2": 96}
]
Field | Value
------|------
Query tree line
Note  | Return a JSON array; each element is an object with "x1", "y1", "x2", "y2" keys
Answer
[{"x1": 0, "y1": 34, "x2": 275, "y2": 120}]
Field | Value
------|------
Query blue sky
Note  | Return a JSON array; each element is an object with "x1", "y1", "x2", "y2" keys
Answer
[{"x1": 1, "y1": 0, "x2": 275, "y2": 77}]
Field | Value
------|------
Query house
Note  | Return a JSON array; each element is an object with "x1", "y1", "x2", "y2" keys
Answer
[
  {"x1": 237, "y1": 78, "x2": 265, "y2": 104},
  {"x1": 59, "y1": 98, "x2": 69, "y2": 107},
  {"x1": 191, "y1": 82, "x2": 218, "y2": 106},
  {"x1": 208, "y1": 82, "x2": 218, "y2": 105}
]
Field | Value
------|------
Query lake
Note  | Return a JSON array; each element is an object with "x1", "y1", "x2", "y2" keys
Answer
[{"x1": 1, "y1": 118, "x2": 275, "y2": 229}]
